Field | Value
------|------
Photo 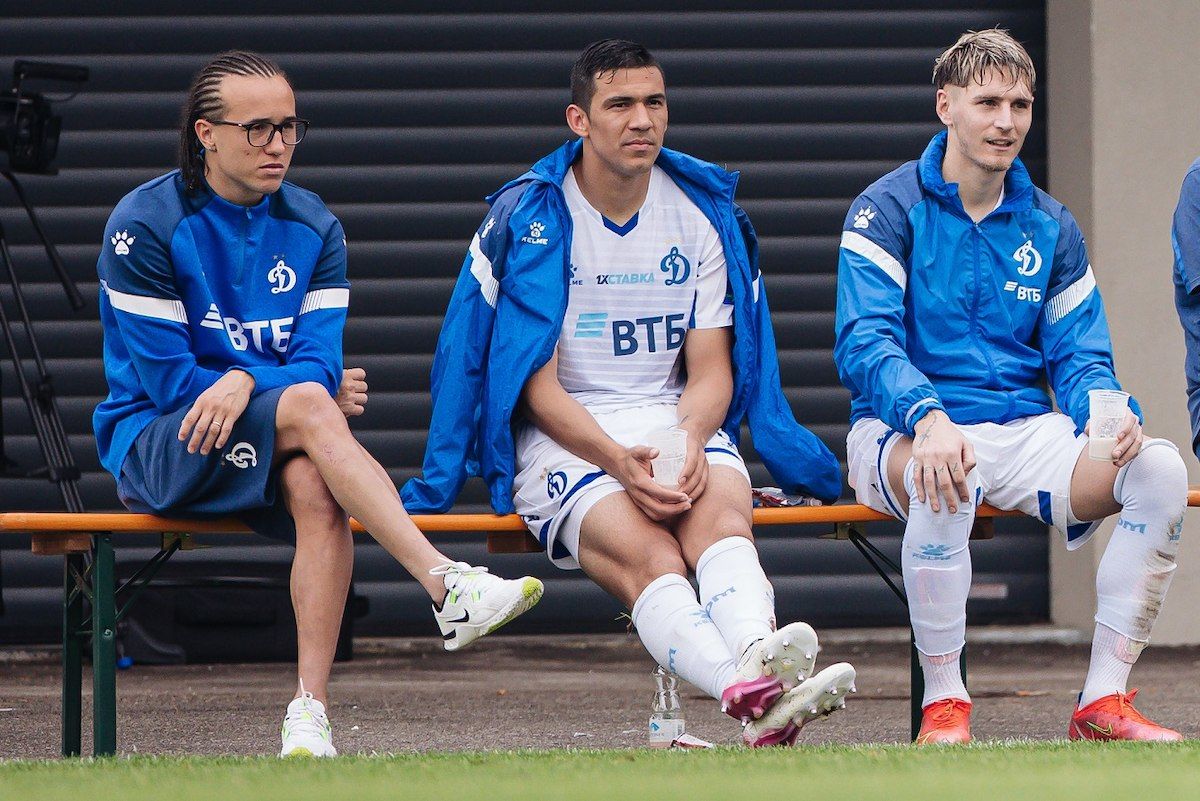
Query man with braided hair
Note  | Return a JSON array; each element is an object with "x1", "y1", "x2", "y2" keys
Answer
[{"x1": 93, "y1": 51, "x2": 542, "y2": 757}]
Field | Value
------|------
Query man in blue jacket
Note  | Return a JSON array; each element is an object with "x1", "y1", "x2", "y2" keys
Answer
[
  {"x1": 95, "y1": 51, "x2": 542, "y2": 757},
  {"x1": 404, "y1": 40, "x2": 852, "y2": 747},
  {"x1": 835, "y1": 29, "x2": 1186, "y2": 743},
  {"x1": 1173, "y1": 159, "x2": 1200, "y2": 458}
]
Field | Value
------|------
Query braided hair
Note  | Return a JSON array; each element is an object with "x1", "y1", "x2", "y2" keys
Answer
[{"x1": 178, "y1": 51, "x2": 288, "y2": 191}]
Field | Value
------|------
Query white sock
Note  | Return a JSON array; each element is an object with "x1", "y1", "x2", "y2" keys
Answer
[
  {"x1": 1079, "y1": 624, "x2": 1139, "y2": 707},
  {"x1": 630, "y1": 573, "x2": 737, "y2": 700},
  {"x1": 1084, "y1": 441, "x2": 1187, "y2": 706},
  {"x1": 696, "y1": 536, "x2": 776, "y2": 659},
  {"x1": 1094, "y1": 441, "x2": 1186, "y2": 639},
  {"x1": 902, "y1": 459, "x2": 979, "y2": 658},
  {"x1": 919, "y1": 649, "x2": 969, "y2": 706}
]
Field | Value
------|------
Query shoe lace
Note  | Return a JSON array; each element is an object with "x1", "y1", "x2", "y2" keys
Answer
[
  {"x1": 1109, "y1": 689, "x2": 1153, "y2": 724},
  {"x1": 285, "y1": 680, "x2": 329, "y2": 738},
  {"x1": 430, "y1": 562, "x2": 490, "y2": 594},
  {"x1": 927, "y1": 698, "x2": 971, "y2": 724}
]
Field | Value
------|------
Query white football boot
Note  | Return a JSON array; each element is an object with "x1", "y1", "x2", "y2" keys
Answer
[
  {"x1": 742, "y1": 662, "x2": 857, "y2": 747},
  {"x1": 280, "y1": 689, "x2": 337, "y2": 758},
  {"x1": 721, "y1": 621, "x2": 820, "y2": 722},
  {"x1": 432, "y1": 562, "x2": 544, "y2": 651}
]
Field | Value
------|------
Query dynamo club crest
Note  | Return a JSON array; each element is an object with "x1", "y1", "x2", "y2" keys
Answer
[{"x1": 660, "y1": 246, "x2": 690, "y2": 286}]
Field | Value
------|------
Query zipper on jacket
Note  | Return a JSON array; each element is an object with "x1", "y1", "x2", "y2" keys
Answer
[
  {"x1": 235, "y1": 207, "x2": 252, "y2": 288},
  {"x1": 970, "y1": 224, "x2": 999, "y2": 387}
]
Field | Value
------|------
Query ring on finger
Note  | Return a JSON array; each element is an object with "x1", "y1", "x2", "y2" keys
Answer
[{"x1": 209, "y1": 420, "x2": 223, "y2": 430}]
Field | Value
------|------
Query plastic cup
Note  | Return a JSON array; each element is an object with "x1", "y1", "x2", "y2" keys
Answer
[
  {"x1": 1087, "y1": 389, "x2": 1130, "y2": 461},
  {"x1": 646, "y1": 428, "x2": 689, "y2": 487}
]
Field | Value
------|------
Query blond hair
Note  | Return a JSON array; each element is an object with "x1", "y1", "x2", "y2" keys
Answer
[{"x1": 932, "y1": 28, "x2": 1035, "y2": 92}]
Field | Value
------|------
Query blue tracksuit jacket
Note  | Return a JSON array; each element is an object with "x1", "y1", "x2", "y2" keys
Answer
[
  {"x1": 1172, "y1": 157, "x2": 1200, "y2": 456},
  {"x1": 835, "y1": 132, "x2": 1137, "y2": 437},
  {"x1": 93, "y1": 171, "x2": 349, "y2": 478}
]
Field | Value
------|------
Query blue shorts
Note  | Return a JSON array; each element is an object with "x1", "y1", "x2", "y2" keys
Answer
[{"x1": 117, "y1": 387, "x2": 296, "y2": 543}]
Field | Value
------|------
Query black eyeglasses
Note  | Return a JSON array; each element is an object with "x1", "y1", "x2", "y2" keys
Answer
[{"x1": 208, "y1": 118, "x2": 309, "y2": 147}]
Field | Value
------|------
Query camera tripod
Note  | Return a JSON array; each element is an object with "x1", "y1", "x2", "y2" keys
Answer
[{"x1": 0, "y1": 168, "x2": 88, "y2": 615}]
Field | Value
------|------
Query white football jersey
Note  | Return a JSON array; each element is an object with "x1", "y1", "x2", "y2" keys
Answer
[{"x1": 557, "y1": 165, "x2": 733, "y2": 412}]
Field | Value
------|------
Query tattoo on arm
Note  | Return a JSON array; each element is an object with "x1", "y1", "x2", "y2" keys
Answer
[{"x1": 916, "y1": 410, "x2": 939, "y2": 447}]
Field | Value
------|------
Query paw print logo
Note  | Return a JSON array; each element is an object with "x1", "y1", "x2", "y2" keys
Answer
[
  {"x1": 529, "y1": 221, "x2": 545, "y2": 238},
  {"x1": 110, "y1": 230, "x2": 136, "y2": 256},
  {"x1": 852, "y1": 207, "x2": 875, "y2": 230}
]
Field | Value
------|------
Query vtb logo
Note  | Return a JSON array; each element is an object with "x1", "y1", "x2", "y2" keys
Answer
[
  {"x1": 268, "y1": 259, "x2": 296, "y2": 294},
  {"x1": 660, "y1": 246, "x2": 690, "y2": 286},
  {"x1": 201, "y1": 303, "x2": 293, "y2": 353}
]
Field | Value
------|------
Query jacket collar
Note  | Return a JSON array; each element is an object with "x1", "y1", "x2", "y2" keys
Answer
[
  {"x1": 488, "y1": 139, "x2": 739, "y2": 203},
  {"x1": 918, "y1": 130, "x2": 1034, "y2": 213}
]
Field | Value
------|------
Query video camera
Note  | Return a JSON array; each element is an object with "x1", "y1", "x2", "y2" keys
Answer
[{"x1": 0, "y1": 59, "x2": 89, "y2": 175}]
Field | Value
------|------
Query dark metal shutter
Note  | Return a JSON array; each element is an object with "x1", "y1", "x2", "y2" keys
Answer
[{"x1": 0, "y1": 0, "x2": 1047, "y2": 642}]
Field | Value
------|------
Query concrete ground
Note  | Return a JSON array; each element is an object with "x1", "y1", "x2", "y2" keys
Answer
[{"x1": 2, "y1": 629, "x2": 1198, "y2": 759}]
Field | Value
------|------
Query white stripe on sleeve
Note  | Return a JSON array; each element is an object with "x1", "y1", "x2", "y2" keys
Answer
[
  {"x1": 1044, "y1": 265, "x2": 1096, "y2": 326},
  {"x1": 840, "y1": 230, "x2": 907, "y2": 291},
  {"x1": 101, "y1": 280, "x2": 187, "y2": 324},
  {"x1": 299, "y1": 287, "x2": 350, "y2": 315},
  {"x1": 904, "y1": 397, "x2": 941, "y2": 429},
  {"x1": 468, "y1": 233, "x2": 499, "y2": 308}
]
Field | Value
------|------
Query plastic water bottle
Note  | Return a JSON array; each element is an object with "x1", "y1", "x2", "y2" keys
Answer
[{"x1": 648, "y1": 666, "x2": 685, "y2": 748}]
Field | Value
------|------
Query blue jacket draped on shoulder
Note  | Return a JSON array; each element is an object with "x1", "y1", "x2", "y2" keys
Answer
[{"x1": 401, "y1": 140, "x2": 841, "y2": 512}]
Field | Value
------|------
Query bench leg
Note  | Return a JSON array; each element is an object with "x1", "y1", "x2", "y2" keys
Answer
[
  {"x1": 91, "y1": 534, "x2": 117, "y2": 756},
  {"x1": 61, "y1": 553, "x2": 84, "y2": 757},
  {"x1": 910, "y1": 633, "x2": 922, "y2": 741}
]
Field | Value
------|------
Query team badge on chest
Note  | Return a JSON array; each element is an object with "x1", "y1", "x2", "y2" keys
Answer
[
  {"x1": 660, "y1": 245, "x2": 690, "y2": 286},
  {"x1": 268, "y1": 258, "x2": 296, "y2": 294}
]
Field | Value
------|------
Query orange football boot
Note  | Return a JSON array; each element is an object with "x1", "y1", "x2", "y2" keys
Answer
[
  {"x1": 915, "y1": 698, "x2": 972, "y2": 745},
  {"x1": 1069, "y1": 690, "x2": 1183, "y2": 741}
]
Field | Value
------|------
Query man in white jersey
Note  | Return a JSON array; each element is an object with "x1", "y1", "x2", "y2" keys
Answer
[{"x1": 410, "y1": 40, "x2": 853, "y2": 746}]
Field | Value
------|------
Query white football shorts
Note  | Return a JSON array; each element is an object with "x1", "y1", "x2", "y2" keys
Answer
[
  {"x1": 847, "y1": 412, "x2": 1112, "y2": 550},
  {"x1": 512, "y1": 402, "x2": 750, "y2": 569}
]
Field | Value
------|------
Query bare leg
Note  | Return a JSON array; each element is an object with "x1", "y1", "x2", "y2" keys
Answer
[
  {"x1": 1067, "y1": 446, "x2": 1122, "y2": 520},
  {"x1": 274, "y1": 382, "x2": 447, "y2": 601},
  {"x1": 577, "y1": 492, "x2": 687, "y2": 608},
  {"x1": 886, "y1": 435, "x2": 915, "y2": 508},
  {"x1": 673, "y1": 466, "x2": 754, "y2": 569},
  {"x1": 279, "y1": 455, "x2": 352, "y2": 705}
]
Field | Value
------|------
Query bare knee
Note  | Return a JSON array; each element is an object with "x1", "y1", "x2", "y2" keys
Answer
[
  {"x1": 625, "y1": 540, "x2": 688, "y2": 607},
  {"x1": 710, "y1": 509, "x2": 752, "y2": 541},
  {"x1": 279, "y1": 382, "x2": 348, "y2": 440},
  {"x1": 280, "y1": 456, "x2": 347, "y2": 534},
  {"x1": 680, "y1": 513, "x2": 752, "y2": 567}
]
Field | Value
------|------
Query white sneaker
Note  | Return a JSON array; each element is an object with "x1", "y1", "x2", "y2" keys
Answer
[
  {"x1": 721, "y1": 621, "x2": 820, "y2": 722},
  {"x1": 742, "y1": 662, "x2": 857, "y2": 747},
  {"x1": 432, "y1": 562, "x2": 544, "y2": 651},
  {"x1": 280, "y1": 691, "x2": 336, "y2": 758}
]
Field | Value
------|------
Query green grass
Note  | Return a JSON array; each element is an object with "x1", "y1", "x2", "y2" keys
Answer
[{"x1": 3, "y1": 742, "x2": 1198, "y2": 801}]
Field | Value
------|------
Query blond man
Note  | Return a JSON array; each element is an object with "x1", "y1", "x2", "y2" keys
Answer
[{"x1": 834, "y1": 29, "x2": 1186, "y2": 743}]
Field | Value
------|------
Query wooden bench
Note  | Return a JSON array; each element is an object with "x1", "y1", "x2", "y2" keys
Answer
[{"x1": 4, "y1": 495, "x2": 1194, "y2": 756}]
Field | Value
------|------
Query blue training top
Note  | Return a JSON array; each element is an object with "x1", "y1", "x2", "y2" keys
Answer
[
  {"x1": 834, "y1": 132, "x2": 1136, "y2": 437},
  {"x1": 93, "y1": 170, "x2": 349, "y2": 478}
]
